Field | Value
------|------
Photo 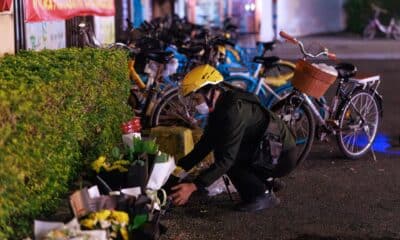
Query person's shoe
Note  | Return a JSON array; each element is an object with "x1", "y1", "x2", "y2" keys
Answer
[{"x1": 234, "y1": 191, "x2": 280, "y2": 212}]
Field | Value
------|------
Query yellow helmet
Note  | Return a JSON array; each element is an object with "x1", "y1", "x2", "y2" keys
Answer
[{"x1": 180, "y1": 64, "x2": 224, "y2": 96}]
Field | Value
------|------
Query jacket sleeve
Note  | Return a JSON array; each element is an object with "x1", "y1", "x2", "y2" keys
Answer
[
  {"x1": 177, "y1": 129, "x2": 213, "y2": 172},
  {"x1": 194, "y1": 101, "x2": 246, "y2": 187}
]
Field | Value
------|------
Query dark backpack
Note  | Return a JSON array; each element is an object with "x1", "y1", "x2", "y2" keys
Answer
[
  {"x1": 251, "y1": 112, "x2": 290, "y2": 176},
  {"x1": 229, "y1": 90, "x2": 296, "y2": 175}
]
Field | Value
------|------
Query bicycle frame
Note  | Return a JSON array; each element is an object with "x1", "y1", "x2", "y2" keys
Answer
[
  {"x1": 224, "y1": 68, "x2": 286, "y2": 105},
  {"x1": 371, "y1": 18, "x2": 397, "y2": 35}
]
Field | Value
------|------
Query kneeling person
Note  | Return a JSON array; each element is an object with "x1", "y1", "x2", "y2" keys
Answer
[{"x1": 169, "y1": 67, "x2": 297, "y2": 212}]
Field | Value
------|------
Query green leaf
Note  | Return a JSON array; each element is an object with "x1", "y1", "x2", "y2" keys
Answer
[
  {"x1": 129, "y1": 214, "x2": 148, "y2": 230},
  {"x1": 132, "y1": 137, "x2": 143, "y2": 153},
  {"x1": 111, "y1": 147, "x2": 121, "y2": 160},
  {"x1": 142, "y1": 139, "x2": 158, "y2": 155}
]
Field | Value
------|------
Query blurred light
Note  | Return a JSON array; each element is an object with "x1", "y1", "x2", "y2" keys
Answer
[
  {"x1": 244, "y1": 3, "x2": 250, "y2": 11},
  {"x1": 353, "y1": 133, "x2": 400, "y2": 155},
  {"x1": 250, "y1": 3, "x2": 256, "y2": 11}
]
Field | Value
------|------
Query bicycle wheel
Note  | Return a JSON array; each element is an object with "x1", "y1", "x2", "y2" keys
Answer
[
  {"x1": 150, "y1": 89, "x2": 205, "y2": 128},
  {"x1": 392, "y1": 25, "x2": 400, "y2": 40},
  {"x1": 271, "y1": 98, "x2": 315, "y2": 166},
  {"x1": 363, "y1": 23, "x2": 376, "y2": 39},
  {"x1": 336, "y1": 90, "x2": 379, "y2": 159}
]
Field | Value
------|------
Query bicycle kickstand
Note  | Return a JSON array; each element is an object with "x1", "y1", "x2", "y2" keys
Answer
[
  {"x1": 222, "y1": 175, "x2": 234, "y2": 202},
  {"x1": 366, "y1": 132, "x2": 377, "y2": 162}
]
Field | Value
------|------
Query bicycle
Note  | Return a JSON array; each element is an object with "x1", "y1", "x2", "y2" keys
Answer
[
  {"x1": 221, "y1": 41, "x2": 330, "y2": 121},
  {"x1": 149, "y1": 35, "x2": 295, "y2": 128},
  {"x1": 363, "y1": 3, "x2": 400, "y2": 40},
  {"x1": 274, "y1": 31, "x2": 383, "y2": 165},
  {"x1": 150, "y1": 34, "x2": 327, "y2": 129}
]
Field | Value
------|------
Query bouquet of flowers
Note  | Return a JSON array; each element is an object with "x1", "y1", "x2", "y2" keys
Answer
[
  {"x1": 80, "y1": 210, "x2": 129, "y2": 240},
  {"x1": 91, "y1": 138, "x2": 171, "y2": 193}
]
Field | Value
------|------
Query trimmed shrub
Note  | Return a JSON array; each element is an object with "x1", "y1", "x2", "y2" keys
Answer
[
  {"x1": 345, "y1": 0, "x2": 400, "y2": 33},
  {"x1": 0, "y1": 48, "x2": 132, "y2": 238}
]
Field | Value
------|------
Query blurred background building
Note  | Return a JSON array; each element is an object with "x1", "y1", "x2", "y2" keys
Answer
[{"x1": 0, "y1": 0, "x2": 389, "y2": 56}]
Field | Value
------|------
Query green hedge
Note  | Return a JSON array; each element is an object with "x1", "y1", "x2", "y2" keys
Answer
[
  {"x1": 345, "y1": 0, "x2": 400, "y2": 33},
  {"x1": 0, "y1": 48, "x2": 132, "y2": 238}
]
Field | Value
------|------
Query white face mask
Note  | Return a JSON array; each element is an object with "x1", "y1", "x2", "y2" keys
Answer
[{"x1": 195, "y1": 102, "x2": 209, "y2": 115}]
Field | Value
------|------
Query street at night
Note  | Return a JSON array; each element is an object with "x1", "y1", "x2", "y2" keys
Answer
[
  {"x1": 161, "y1": 58, "x2": 400, "y2": 240},
  {"x1": 2, "y1": 0, "x2": 400, "y2": 239}
]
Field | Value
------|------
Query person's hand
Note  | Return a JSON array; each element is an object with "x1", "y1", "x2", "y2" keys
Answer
[
  {"x1": 163, "y1": 175, "x2": 181, "y2": 195},
  {"x1": 169, "y1": 183, "x2": 197, "y2": 206}
]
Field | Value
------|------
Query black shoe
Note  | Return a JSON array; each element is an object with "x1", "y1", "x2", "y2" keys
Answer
[{"x1": 234, "y1": 192, "x2": 280, "y2": 212}]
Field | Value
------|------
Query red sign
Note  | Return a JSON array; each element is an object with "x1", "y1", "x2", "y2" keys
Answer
[
  {"x1": 24, "y1": 0, "x2": 115, "y2": 22},
  {"x1": 0, "y1": 0, "x2": 12, "y2": 12}
]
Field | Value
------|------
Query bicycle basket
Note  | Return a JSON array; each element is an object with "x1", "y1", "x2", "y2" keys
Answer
[{"x1": 292, "y1": 59, "x2": 337, "y2": 98}]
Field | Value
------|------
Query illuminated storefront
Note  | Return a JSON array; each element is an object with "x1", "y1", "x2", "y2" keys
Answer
[
  {"x1": 0, "y1": 0, "x2": 14, "y2": 55},
  {"x1": 180, "y1": 0, "x2": 344, "y2": 38},
  {"x1": 180, "y1": 0, "x2": 260, "y2": 33}
]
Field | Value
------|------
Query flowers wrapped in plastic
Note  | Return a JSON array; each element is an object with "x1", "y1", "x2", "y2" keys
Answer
[{"x1": 80, "y1": 210, "x2": 130, "y2": 240}]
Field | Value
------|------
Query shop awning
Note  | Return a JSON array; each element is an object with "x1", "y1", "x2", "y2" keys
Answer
[
  {"x1": 24, "y1": 0, "x2": 115, "y2": 22},
  {"x1": 0, "y1": 0, "x2": 12, "y2": 12}
]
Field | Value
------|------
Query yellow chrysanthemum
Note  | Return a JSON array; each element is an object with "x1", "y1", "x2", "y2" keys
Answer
[
  {"x1": 106, "y1": 164, "x2": 129, "y2": 172},
  {"x1": 94, "y1": 209, "x2": 111, "y2": 221},
  {"x1": 80, "y1": 218, "x2": 97, "y2": 229},
  {"x1": 91, "y1": 156, "x2": 107, "y2": 173},
  {"x1": 113, "y1": 160, "x2": 130, "y2": 165},
  {"x1": 110, "y1": 210, "x2": 129, "y2": 225}
]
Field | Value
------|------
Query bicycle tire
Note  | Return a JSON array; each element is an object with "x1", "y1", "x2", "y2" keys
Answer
[
  {"x1": 363, "y1": 23, "x2": 376, "y2": 39},
  {"x1": 150, "y1": 88, "x2": 201, "y2": 128},
  {"x1": 271, "y1": 98, "x2": 315, "y2": 166},
  {"x1": 392, "y1": 25, "x2": 400, "y2": 40},
  {"x1": 336, "y1": 90, "x2": 379, "y2": 159}
]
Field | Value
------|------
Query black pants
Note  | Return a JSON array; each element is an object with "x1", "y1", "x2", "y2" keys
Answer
[{"x1": 227, "y1": 147, "x2": 297, "y2": 202}]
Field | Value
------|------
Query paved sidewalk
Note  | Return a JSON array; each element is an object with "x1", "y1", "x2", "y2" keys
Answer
[{"x1": 238, "y1": 33, "x2": 400, "y2": 59}]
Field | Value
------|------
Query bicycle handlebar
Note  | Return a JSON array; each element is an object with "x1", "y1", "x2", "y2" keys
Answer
[
  {"x1": 327, "y1": 52, "x2": 337, "y2": 61},
  {"x1": 279, "y1": 31, "x2": 336, "y2": 60},
  {"x1": 279, "y1": 31, "x2": 298, "y2": 44},
  {"x1": 371, "y1": 3, "x2": 388, "y2": 14}
]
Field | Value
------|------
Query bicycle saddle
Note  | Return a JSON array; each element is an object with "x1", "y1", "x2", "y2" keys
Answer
[
  {"x1": 335, "y1": 63, "x2": 357, "y2": 79},
  {"x1": 256, "y1": 41, "x2": 276, "y2": 51},
  {"x1": 146, "y1": 50, "x2": 174, "y2": 64},
  {"x1": 252, "y1": 56, "x2": 280, "y2": 67}
]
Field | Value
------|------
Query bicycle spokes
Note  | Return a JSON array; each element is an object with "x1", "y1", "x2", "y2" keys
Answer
[{"x1": 337, "y1": 91, "x2": 379, "y2": 158}]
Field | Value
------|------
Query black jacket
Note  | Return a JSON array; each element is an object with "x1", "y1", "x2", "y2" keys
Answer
[{"x1": 179, "y1": 89, "x2": 279, "y2": 188}]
